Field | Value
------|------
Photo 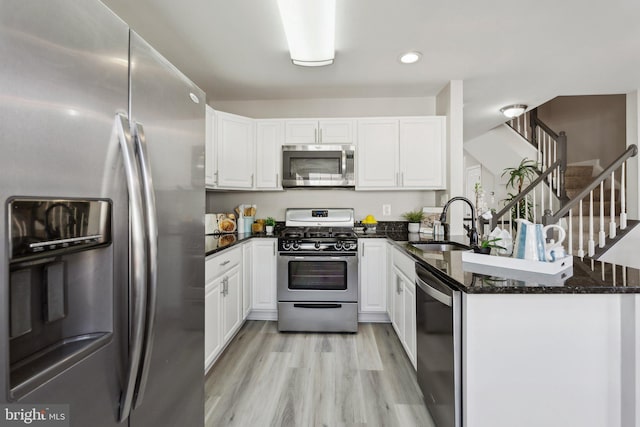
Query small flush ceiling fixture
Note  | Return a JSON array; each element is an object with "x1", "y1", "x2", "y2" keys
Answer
[
  {"x1": 399, "y1": 51, "x2": 422, "y2": 64},
  {"x1": 500, "y1": 104, "x2": 528, "y2": 118},
  {"x1": 277, "y1": 0, "x2": 336, "y2": 67}
]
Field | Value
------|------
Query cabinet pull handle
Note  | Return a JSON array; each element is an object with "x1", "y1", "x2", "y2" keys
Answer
[
  {"x1": 220, "y1": 260, "x2": 230, "y2": 266},
  {"x1": 396, "y1": 172, "x2": 399, "y2": 186},
  {"x1": 220, "y1": 279, "x2": 225, "y2": 294},
  {"x1": 400, "y1": 172, "x2": 404, "y2": 186},
  {"x1": 214, "y1": 171, "x2": 218, "y2": 185},
  {"x1": 320, "y1": 128, "x2": 323, "y2": 143},
  {"x1": 362, "y1": 242, "x2": 365, "y2": 257},
  {"x1": 276, "y1": 173, "x2": 279, "y2": 186},
  {"x1": 273, "y1": 242, "x2": 276, "y2": 256},
  {"x1": 314, "y1": 128, "x2": 318, "y2": 143},
  {"x1": 397, "y1": 277, "x2": 402, "y2": 294},
  {"x1": 251, "y1": 174, "x2": 254, "y2": 187}
]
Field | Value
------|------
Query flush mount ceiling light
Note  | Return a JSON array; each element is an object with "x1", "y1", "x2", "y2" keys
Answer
[
  {"x1": 500, "y1": 104, "x2": 528, "y2": 118},
  {"x1": 399, "y1": 51, "x2": 422, "y2": 64},
  {"x1": 277, "y1": 0, "x2": 336, "y2": 67}
]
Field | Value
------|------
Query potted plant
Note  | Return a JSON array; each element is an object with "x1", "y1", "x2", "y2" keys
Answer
[
  {"x1": 402, "y1": 209, "x2": 425, "y2": 233},
  {"x1": 502, "y1": 158, "x2": 538, "y2": 222},
  {"x1": 473, "y1": 237, "x2": 505, "y2": 255},
  {"x1": 265, "y1": 217, "x2": 276, "y2": 234}
]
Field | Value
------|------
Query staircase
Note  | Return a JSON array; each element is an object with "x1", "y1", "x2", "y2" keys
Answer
[{"x1": 488, "y1": 108, "x2": 639, "y2": 260}]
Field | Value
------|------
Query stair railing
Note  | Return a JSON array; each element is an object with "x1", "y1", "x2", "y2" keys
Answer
[
  {"x1": 542, "y1": 144, "x2": 638, "y2": 258},
  {"x1": 508, "y1": 109, "x2": 568, "y2": 202},
  {"x1": 489, "y1": 159, "x2": 562, "y2": 232}
]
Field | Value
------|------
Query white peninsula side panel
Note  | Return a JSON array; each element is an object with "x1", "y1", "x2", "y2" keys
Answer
[{"x1": 463, "y1": 293, "x2": 625, "y2": 427}]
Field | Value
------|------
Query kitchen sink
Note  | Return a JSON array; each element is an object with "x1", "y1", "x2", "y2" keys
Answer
[{"x1": 409, "y1": 242, "x2": 471, "y2": 252}]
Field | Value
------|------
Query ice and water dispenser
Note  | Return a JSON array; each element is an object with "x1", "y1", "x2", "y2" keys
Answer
[{"x1": 7, "y1": 198, "x2": 112, "y2": 399}]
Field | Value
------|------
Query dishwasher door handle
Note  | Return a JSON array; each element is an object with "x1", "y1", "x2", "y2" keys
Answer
[{"x1": 417, "y1": 278, "x2": 452, "y2": 307}]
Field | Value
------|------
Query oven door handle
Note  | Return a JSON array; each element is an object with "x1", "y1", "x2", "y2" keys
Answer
[{"x1": 293, "y1": 303, "x2": 343, "y2": 309}]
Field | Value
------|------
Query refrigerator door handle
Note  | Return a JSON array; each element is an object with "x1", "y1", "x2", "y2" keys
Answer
[
  {"x1": 131, "y1": 122, "x2": 159, "y2": 410},
  {"x1": 115, "y1": 114, "x2": 148, "y2": 423}
]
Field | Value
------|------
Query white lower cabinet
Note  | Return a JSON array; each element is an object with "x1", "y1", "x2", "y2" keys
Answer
[
  {"x1": 250, "y1": 239, "x2": 278, "y2": 318},
  {"x1": 358, "y1": 239, "x2": 387, "y2": 319},
  {"x1": 389, "y1": 246, "x2": 417, "y2": 369},
  {"x1": 204, "y1": 279, "x2": 222, "y2": 370},
  {"x1": 204, "y1": 246, "x2": 243, "y2": 372},
  {"x1": 242, "y1": 242, "x2": 252, "y2": 319}
]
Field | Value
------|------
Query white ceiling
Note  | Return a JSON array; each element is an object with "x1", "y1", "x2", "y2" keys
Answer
[{"x1": 102, "y1": 0, "x2": 640, "y2": 139}]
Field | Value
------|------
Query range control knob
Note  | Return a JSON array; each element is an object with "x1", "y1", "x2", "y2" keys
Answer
[
  {"x1": 314, "y1": 242, "x2": 321, "y2": 250},
  {"x1": 334, "y1": 241, "x2": 343, "y2": 251},
  {"x1": 291, "y1": 242, "x2": 300, "y2": 251},
  {"x1": 282, "y1": 241, "x2": 291, "y2": 250}
]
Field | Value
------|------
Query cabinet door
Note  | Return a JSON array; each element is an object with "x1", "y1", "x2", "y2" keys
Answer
[
  {"x1": 356, "y1": 119, "x2": 399, "y2": 189},
  {"x1": 399, "y1": 117, "x2": 446, "y2": 189},
  {"x1": 205, "y1": 106, "x2": 217, "y2": 188},
  {"x1": 359, "y1": 239, "x2": 387, "y2": 313},
  {"x1": 251, "y1": 239, "x2": 277, "y2": 311},
  {"x1": 403, "y1": 279, "x2": 417, "y2": 369},
  {"x1": 217, "y1": 111, "x2": 255, "y2": 188},
  {"x1": 392, "y1": 267, "x2": 405, "y2": 338},
  {"x1": 319, "y1": 119, "x2": 354, "y2": 143},
  {"x1": 204, "y1": 276, "x2": 222, "y2": 370},
  {"x1": 284, "y1": 120, "x2": 318, "y2": 144},
  {"x1": 255, "y1": 120, "x2": 283, "y2": 189},
  {"x1": 242, "y1": 242, "x2": 252, "y2": 319},
  {"x1": 222, "y1": 265, "x2": 242, "y2": 343}
]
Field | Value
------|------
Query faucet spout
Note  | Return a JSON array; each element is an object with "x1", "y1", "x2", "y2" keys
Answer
[{"x1": 440, "y1": 196, "x2": 479, "y2": 246}]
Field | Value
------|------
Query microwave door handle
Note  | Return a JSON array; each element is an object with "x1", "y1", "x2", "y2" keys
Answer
[
  {"x1": 115, "y1": 114, "x2": 148, "y2": 423},
  {"x1": 131, "y1": 122, "x2": 159, "y2": 410}
]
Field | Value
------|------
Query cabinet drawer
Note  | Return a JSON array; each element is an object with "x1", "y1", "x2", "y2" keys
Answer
[
  {"x1": 392, "y1": 246, "x2": 416, "y2": 283},
  {"x1": 206, "y1": 246, "x2": 242, "y2": 282}
]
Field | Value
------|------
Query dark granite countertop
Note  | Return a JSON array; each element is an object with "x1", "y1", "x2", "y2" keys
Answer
[
  {"x1": 207, "y1": 226, "x2": 640, "y2": 294},
  {"x1": 205, "y1": 232, "x2": 278, "y2": 256}
]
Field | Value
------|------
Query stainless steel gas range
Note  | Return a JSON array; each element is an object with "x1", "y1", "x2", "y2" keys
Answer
[{"x1": 277, "y1": 208, "x2": 358, "y2": 332}]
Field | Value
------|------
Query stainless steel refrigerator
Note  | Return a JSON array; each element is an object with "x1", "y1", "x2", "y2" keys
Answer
[{"x1": 1, "y1": 1, "x2": 205, "y2": 426}]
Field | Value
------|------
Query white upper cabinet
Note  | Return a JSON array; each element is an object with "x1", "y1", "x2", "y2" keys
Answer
[
  {"x1": 284, "y1": 119, "x2": 355, "y2": 144},
  {"x1": 356, "y1": 119, "x2": 399, "y2": 189},
  {"x1": 356, "y1": 117, "x2": 446, "y2": 190},
  {"x1": 255, "y1": 120, "x2": 283, "y2": 190},
  {"x1": 399, "y1": 117, "x2": 446, "y2": 189},
  {"x1": 216, "y1": 111, "x2": 255, "y2": 189},
  {"x1": 205, "y1": 105, "x2": 217, "y2": 188}
]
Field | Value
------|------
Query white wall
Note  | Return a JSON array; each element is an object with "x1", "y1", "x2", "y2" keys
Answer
[
  {"x1": 437, "y1": 81, "x2": 464, "y2": 235},
  {"x1": 210, "y1": 96, "x2": 436, "y2": 118},
  {"x1": 207, "y1": 189, "x2": 436, "y2": 222}
]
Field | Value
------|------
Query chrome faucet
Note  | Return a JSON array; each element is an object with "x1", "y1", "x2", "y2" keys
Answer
[{"x1": 439, "y1": 196, "x2": 479, "y2": 246}]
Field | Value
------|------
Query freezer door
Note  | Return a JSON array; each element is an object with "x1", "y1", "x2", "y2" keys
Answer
[
  {"x1": 128, "y1": 31, "x2": 205, "y2": 427},
  {"x1": 0, "y1": 1, "x2": 129, "y2": 426}
]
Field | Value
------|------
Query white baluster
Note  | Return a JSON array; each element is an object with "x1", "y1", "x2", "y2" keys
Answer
[
  {"x1": 601, "y1": 260, "x2": 605, "y2": 280},
  {"x1": 553, "y1": 141, "x2": 558, "y2": 195},
  {"x1": 548, "y1": 164, "x2": 552, "y2": 212},
  {"x1": 588, "y1": 190, "x2": 595, "y2": 257},
  {"x1": 536, "y1": 127, "x2": 542, "y2": 165},
  {"x1": 568, "y1": 209, "x2": 573, "y2": 255},
  {"x1": 523, "y1": 112, "x2": 528, "y2": 140},
  {"x1": 621, "y1": 162, "x2": 627, "y2": 229},
  {"x1": 532, "y1": 187, "x2": 537, "y2": 223},
  {"x1": 623, "y1": 266, "x2": 627, "y2": 287},
  {"x1": 578, "y1": 200, "x2": 584, "y2": 259},
  {"x1": 612, "y1": 263, "x2": 616, "y2": 286},
  {"x1": 599, "y1": 182, "x2": 606, "y2": 247},
  {"x1": 609, "y1": 171, "x2": 617, "y2": 238}
]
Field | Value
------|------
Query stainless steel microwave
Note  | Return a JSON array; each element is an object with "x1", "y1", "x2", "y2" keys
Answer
[{"x1": 281, "y1": 144, "x2": 355, "y2": 188}]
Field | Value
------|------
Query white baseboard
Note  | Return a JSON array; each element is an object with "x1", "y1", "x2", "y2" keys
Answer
[
  {"x1": 358, "y1": 312, "x2": 391, "y2": 323},
  {"x1": 246, "y1": 309, "x2": 278, "y2": 321}
]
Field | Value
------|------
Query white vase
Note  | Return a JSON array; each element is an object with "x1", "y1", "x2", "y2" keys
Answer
[
  {"x1": 407, "y1": 222, "x2": 420, "y2": 233},
  {"x1": 265, "y1": 225, "x2": 274, "y2": 234}
]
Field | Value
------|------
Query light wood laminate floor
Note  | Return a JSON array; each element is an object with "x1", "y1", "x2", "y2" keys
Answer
[{"x1": 205, "y1": 321, "x2": 435, "y2": 427}]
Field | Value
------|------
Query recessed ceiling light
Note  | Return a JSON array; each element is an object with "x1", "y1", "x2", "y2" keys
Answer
[
  {"x1": 500, "y1": 104, "x2": 528, "y2": 118},
  {"x1": 399, "y1": 51, "x2": 422, "y2": 64}
]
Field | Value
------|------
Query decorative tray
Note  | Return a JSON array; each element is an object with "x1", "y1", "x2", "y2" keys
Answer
[{"x1": 461, "y1": 251, "x2": 573, "y2": 275}]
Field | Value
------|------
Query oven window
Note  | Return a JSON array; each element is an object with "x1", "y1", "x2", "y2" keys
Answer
[{"x1": 288, "y1": 260, "x2": 347, "y2": 290}]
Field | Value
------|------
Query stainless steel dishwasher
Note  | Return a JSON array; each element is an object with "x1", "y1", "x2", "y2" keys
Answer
[{"x1": 415, "y1": 263, "x2": 462, "y2": 427}]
